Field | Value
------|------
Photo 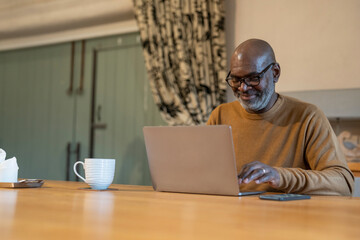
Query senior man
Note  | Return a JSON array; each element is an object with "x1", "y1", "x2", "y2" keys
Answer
[{"x1": 207, "y1": 39, "x2": 353, "y2": 195}]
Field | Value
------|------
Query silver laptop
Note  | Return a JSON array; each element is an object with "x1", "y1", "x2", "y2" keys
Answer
[{"x1": 143, "y1": 125, "x2": 264, "y2": 196}]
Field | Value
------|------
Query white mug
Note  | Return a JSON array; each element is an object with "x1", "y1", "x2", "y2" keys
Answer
[{"x1": 73, "y1": 158, "x2": 115, "y2": 190}]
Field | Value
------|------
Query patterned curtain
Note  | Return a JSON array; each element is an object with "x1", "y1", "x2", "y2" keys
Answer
[{"x1": 133, "y1": 0, "x2": 227, "y2": 125}]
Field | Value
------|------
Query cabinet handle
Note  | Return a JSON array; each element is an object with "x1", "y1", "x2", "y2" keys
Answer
[
  {"x1": 92, "y1": 123, "x2": 107, "y2": 129},
  {"x1": 67, "y1": 42, "x2": 75, "y2": 95},
  {"x1": 75, "y1": 142, "x2": 81, "y2": 181},
  {"x1": 77, "y1": 40, "x2": 85, "y2": 94},
  {"x1": 66, "y1": 142, "x2": 71, "y2": 181},
  {"x1": 97, "y1": 105, "x2": 102, "y2": 121}
]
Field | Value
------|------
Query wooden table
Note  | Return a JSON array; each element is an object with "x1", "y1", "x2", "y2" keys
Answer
[
  {"x1": 0, "y1": 181, "x2": 359, "y2": 240},
  {"x1": 348, "y1": 162, "x2": 360, "y2": 177}
]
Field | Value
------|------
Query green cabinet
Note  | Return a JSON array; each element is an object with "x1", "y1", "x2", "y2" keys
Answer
[
  {"x1": 0, "y1": 33, "x2": 165, "y2": 185},
  {"x1": 0, "y1": 43, "x2": 75, "y2": 180}
]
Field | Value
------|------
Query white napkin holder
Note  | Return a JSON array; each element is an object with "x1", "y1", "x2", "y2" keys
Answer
[{"x1": 0, "y1": 149, "x2": 19, "y2": 182}]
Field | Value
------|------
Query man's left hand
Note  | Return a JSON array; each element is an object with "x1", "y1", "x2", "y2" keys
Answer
[{"x1": 238, "y1": 161, "x2": 280, "y2": 187}]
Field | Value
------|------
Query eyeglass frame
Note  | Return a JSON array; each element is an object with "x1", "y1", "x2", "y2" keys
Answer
[{"x1": 225, "y1": 62, "x2": 276, "y2": 88}]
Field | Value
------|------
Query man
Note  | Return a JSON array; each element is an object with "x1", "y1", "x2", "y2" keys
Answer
[{"x1": 207, "y1": 39, "x2": 354, "y2": 195}]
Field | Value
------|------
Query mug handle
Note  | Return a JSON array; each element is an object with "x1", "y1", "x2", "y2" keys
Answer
[{"x1": 73, "y1": 161, "x2": 86, "y2": 182}]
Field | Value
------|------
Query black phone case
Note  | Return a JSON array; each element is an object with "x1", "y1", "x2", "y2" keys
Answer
[{"x1": 259, "y1": 194, "x2": 311, "y2": 201}]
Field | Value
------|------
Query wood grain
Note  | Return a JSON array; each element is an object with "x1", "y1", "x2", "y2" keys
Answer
[
  {"x1": 0, "y1": 180, "x2": 359, "y2": 240},
  {"x1": 348, "y1": 162, "x2": 360, "y2": 177}
]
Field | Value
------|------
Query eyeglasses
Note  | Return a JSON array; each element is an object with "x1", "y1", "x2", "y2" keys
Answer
[{"x1": 225, "y1": 62, "x2": 275, "y2": 88}]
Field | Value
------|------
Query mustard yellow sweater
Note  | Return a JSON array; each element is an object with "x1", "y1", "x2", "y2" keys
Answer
[{"x1": 207, "y1": 95, "x2": 354, "y2": 195}]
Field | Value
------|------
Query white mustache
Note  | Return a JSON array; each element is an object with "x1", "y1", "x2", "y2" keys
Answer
[{"x1": 237, "y1": 90, "x2": 260, "y2": 97}]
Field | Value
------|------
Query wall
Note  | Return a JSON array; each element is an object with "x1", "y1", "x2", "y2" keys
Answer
[
  {"x1": 1, "y1": 0, "x2": 359, "y2": 117},
  {"x1": 3, "y1": 1, "x2": 359, "y2": 92},
  {"x1": 0, "y1": 0, "x2": 137, "y2": 51},
  {"x1": 225, "y1": 0, "x2": 360, "y2": 92}
]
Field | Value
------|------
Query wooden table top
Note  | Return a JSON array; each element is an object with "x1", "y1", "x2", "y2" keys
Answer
[{"x1": 0, "y1": 180, "x2": 359, "y2": 240}]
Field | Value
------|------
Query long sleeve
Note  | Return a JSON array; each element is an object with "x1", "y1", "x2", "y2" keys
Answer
[
  {"x1": 274, "y1": 109, "x2": 354, "y2": 195},
  {"x1": 275, "y1": 167, "x2": 353, "y2": 195}
]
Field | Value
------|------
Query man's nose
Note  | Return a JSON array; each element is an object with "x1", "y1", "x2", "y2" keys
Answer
[{"x1": 238, "y1": 82, "x2": 252, "y2": 92}]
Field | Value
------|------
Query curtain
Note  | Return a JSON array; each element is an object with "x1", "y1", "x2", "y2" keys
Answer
[{"x1": 133, "y1": 0, "x2": 227, "y2": 125}]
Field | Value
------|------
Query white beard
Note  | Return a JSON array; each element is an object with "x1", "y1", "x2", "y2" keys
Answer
[{"x1": 237, "y1": 82, "x2": 275, "y2": 112}]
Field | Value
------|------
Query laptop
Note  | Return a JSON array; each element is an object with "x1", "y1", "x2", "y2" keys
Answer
[{"x1": 143, "y1": 125, "x2": 264, "y2": 196}]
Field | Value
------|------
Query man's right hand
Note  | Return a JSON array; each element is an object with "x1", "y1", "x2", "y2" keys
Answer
[{"x1": 238, "y1": 161, "x2": 280, "y2": 187}]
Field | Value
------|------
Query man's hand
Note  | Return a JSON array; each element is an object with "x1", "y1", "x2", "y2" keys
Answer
[{"x1": 238, "y1": 161, "x2": 280, "y2": 187}]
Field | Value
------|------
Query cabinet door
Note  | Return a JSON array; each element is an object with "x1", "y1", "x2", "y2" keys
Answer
[
  {"x1": 76, "y1": 33, "x2": 165, "y2": 185},
  {"x1": 0, "y1": 44, "x2": 75, "y2": 180},
  {"x1": 0, "y1": 33, "x2": 165, "y2": 184}
]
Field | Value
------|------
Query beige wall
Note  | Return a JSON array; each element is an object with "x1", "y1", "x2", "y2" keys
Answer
[
  {"x1": 0, "y1": 0, "x2": 136, "y2": 51},
  {"x1": 225, "y1": 0, "x2": 360, "y2": 92},
  {"x1": 2, "y1": 0, "x2": 359, "y2": 94}
]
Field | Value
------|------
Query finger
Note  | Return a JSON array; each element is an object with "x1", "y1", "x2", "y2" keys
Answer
[
  {"x1": 254, "y1": 173, "x2": 273, "y2": 184},
  {"x1": 238, "y1": 162, "x2": 261, "y2": 180},
  {"x1": 238, "y1": 161, "x2": 262, "y2": 177},
  {"x1": 243, "y1": 164, "x2": 266, "y2": 181},
  {"x1": 243, "y1": 168, "x2": 266, "y2": 184},
  {"x1": 238, "y1": 164, "x2": 251, "y2": 183},
  {"x1": 238, "y1": 163, "x2": 254, "y2": 179},
  {"x1": 239, "y1": 164, "x2": 258, "y2": 183}
]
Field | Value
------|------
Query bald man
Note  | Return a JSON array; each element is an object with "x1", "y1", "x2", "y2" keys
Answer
[{"x1": 207, "y1": 39, "x2": 354, "y2": 195}]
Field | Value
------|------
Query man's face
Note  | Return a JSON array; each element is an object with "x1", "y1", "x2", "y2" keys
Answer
[{"x1": 230, "y1": 60, "x2": 276, "y2": 113}]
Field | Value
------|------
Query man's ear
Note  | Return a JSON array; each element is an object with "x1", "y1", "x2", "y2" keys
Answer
[{"x1": 273, "y1": 63, "x2": 281, "y2": 83}]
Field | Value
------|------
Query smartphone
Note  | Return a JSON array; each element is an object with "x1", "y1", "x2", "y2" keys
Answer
[{"x1": 259, "y1": 193, "x2": 311, "y2": 201}]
